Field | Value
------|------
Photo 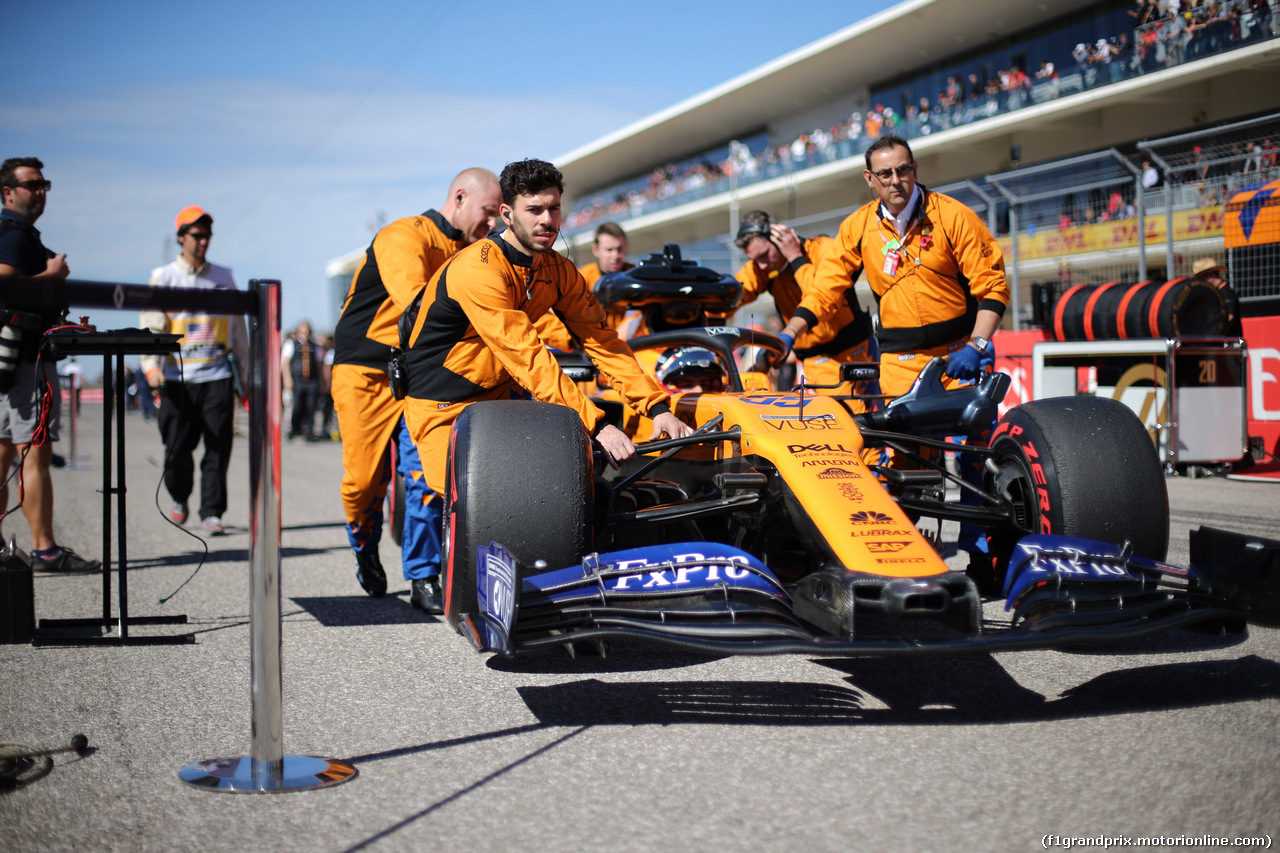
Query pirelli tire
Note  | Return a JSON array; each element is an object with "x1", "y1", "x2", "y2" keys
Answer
[
  {"x1": 442, "y1": 400, "x2": 593, "y2": 632},
  {"x1": 986, "y1": 396, "x2": 1169, "y2": 574}
]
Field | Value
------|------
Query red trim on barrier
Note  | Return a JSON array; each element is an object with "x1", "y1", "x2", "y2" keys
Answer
[
  {"x1": 1115, "y1": 280, "x2": 1149, "y2": 339},
  {"x1": 1147, "y1": 276, "x2": 1185, "y2": 338},
  {"x1": 1082, "y1": 281, "x2": 1118, "y2": 340},
  {"x1": 1053, "y1": 284, "x2": 1086, "y2": 340}
]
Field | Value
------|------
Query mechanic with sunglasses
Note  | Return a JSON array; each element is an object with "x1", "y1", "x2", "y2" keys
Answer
[{"x1": 0, "y1": 157, "x2": 100, "y2": 573}]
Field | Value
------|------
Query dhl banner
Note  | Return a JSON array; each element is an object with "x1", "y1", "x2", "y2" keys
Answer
[{"x1": 1001, "y1": 207, "x2": 1225, "y2": 261}]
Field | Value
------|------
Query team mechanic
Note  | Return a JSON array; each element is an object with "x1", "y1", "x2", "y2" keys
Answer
[
  {"x1": 533, "y1": 221, "x2": 635, "y2": 350},
  {"x1": 401, "y1": 158, "x2": 691, "y2": 526},
  {"x1": 331, "y1": 168, "x2": 501, "y2": 612},
  {"x1": 774, "y1": 134, "x2": 1007, "y2": 397},
  {"x1": 775, "y1": 134, "x2": 1009, "y2": 579},
  {"x1": 733, "y1": 209, "x2": 877, "y2": 401}
]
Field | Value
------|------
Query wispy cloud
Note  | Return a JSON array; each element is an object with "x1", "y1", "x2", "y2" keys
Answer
[{"x1": 3, "y1": 76, "x2": 658, "y2": 330}]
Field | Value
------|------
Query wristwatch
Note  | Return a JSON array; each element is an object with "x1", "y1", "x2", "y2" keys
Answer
[{"x1": 969, "y1": 336, "x2": 990, "y2": 354}]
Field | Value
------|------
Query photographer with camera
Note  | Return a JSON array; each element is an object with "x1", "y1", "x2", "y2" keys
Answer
[{"x1": 0, "y1": 157, "x2": 99, "y2": 572}]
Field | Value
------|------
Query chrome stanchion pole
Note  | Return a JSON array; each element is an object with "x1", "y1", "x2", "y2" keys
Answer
[{"x1": 180, "y1": 280, "x2": 355, "y2": 793}]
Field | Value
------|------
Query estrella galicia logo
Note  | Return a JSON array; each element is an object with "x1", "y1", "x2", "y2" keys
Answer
[
  {"x1": 865, "y1": 540, "x2": 912, "y2": 553},
  {"x1": 850, "y1": 510, "x2": 895, "y2": 524}
]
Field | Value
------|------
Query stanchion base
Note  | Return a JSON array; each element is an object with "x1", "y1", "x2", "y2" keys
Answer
[{"x1": 179, "y1": 755, "x2": 357, "y2": 793}]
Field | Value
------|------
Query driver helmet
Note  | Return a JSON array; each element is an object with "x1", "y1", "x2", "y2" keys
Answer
[{"x1": 655, "y1": 346, "x2": 726, "y2": 393}]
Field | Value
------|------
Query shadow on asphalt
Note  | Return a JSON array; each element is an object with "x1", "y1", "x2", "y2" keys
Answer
[
  {"x1": 292, "y1": 593, "x2": 442, "y2": 626},
  {"x1": 504, "y1": 654, "x2": 1280, "y2": 726}
]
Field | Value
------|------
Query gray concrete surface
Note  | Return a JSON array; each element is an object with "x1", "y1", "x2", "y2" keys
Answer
[{"x1": 2, "y1": 401, "x2": 1277, "y2": 853}]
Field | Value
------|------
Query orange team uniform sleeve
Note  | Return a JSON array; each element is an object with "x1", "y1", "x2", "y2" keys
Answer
[
  {"x1": 366, "y1": 217, "x2": 458, "y2": 345},
  {"x1": 444, "y1": 252, "x2": 664, "y2": 433},
  {"x1": 802, "y1": 205, "x2": 872, "y2": 327},
  {"x1": 550, "y1": 264, "x2": 670, "y2": 420}
]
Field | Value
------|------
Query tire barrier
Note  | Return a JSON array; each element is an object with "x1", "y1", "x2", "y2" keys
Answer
[{"x1": 1050, "y1": 276, "x2": 1226, "y2": 341}]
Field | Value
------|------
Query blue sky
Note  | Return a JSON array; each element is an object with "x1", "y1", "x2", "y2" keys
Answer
[{"x1": 4, "y1": 0, "x2": 895, "y2": 333}]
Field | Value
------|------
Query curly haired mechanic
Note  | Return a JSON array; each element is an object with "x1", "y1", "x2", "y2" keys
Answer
[
  {"x1": 331, "y1": 168, "x2": 501, "y2": 612},
  {"x1": 402, "y1": 158, "x2": 691, "y2": 520}
]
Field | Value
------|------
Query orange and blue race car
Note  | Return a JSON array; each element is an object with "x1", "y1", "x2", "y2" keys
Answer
[{"x1": 441, "y1": 246, "x2": 1280, "y2": 658}]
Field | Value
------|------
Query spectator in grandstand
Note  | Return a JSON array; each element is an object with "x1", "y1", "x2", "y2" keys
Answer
[
  {"x1": 778, "y1": 134, "x2": 1009, "y2": 579},
  {"x1": 400, "y1": 158, "x2": 691, "y2": 532},
  {"x1": 732, "y1": 210, "x2": 875, "y2": 400},
  {"x1": 1142, "y1": 159, "x2": 1162, "y2": 189},
  {"x1": 330, "y1": 167, "x2": 501, "y2": 611}
]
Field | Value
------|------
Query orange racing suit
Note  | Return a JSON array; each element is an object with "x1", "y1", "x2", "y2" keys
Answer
[
  {"x1": 332, "y1": 209, "x2": 462, "y2": 575},
  {"x1": 735, "y1": 234, "x2": 875, "y2": 396},
  {"x1": 805, "y1": 187, "x2": 1009, "y2": 397},
  {"x1": 403, "y1": 235, "x2": 671, "y2": 494}
]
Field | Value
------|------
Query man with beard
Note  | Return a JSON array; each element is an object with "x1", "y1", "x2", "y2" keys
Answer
[
  {"x1": 0, "y1": 157, "x2": 98, "y2": 572},
  {"x1": 332, "y1": 168, "x2": 501, "y2": 611},
  {"x1": 402, "y1": 159, "x2": 690, "y2": 552}
]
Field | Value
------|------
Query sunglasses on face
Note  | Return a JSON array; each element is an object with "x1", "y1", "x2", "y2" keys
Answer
[
  {"x1": 8, "y1": 179, "x2": 51, "y2": 192},
  {"x1": 870, "y1": 165, "x2": 915, "y2": 181}
]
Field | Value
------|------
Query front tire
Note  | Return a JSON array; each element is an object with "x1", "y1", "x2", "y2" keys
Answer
[
  {"x1": 986, "y1": 396, "x2": 1168, "y2": 577},
  {"x1": 442, "y1": 401, "x2": 593, "y2": 631}
]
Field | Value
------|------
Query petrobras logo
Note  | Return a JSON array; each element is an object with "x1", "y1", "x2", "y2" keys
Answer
[
  {"x1": 850, "y1": 510, "x2": 896, "y2": 524},
  {"x1": 865, "y1": 540, "x2": 912, "y2": 553},
  {"x1": 817, "y1": 466, "x2": 861, "y2": 479},
  {"x1": 605, "y1": 550, "x2": 755, "y2": 592}
]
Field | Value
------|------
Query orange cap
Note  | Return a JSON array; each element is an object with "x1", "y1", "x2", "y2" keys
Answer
[{"x1": 175, "y1": 205, "x2": 212, "y2": 233}]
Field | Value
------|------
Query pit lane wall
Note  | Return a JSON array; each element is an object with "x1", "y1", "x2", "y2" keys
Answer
[{"x1": 994, "y1": 317, "x2": 1280, "y2": 473}]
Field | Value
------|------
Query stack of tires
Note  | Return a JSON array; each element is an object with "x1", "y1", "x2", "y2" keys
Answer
[{"x1": 1049, "y1": 276, "x2": 1225, "y2": 341}]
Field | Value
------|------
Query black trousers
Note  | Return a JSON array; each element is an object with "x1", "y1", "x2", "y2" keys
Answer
[
  {"x1": 157, "y1": 377, "x2": 235, "y2": 520},
  {"x1": 290, "y1": 380, "x2": 320, "y2": 439}
]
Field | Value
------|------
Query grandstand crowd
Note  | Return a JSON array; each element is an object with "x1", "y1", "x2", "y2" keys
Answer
[{"x1": 567, "y1": 0, "x2": 1278, "y2": 233}]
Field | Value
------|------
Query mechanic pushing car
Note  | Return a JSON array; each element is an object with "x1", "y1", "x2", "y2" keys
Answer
[{"x1": 401, "y1": 158, "x2": 692, "y2": 507}]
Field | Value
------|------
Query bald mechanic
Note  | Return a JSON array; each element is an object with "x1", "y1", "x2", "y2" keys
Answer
[
  {"x1": 402, "y1": 159, "x2": 691, "y2": 518},
  {"x1": 733, "y1": 209, "x2": 875, "y2": 400},
  {"x1": 332, "y1": 167, "x2": 501, "y2": 613}
]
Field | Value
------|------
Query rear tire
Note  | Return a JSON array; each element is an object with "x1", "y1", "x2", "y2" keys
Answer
[
  {"x1": 986, "y1": 396, "x2": 1168, "y2": 578},
  {"x1": 443, "y1": 401, "x2": 593, "y2": 631}
]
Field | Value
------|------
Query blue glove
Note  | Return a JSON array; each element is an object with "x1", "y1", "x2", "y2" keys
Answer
[{"x1": 944, "y1": 343, "x2": 983, "y2": 380}]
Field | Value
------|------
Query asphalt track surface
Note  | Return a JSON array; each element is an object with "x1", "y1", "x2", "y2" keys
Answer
[{"x1": 2, "y1": 402, "x2": 1278, "y2": 853}]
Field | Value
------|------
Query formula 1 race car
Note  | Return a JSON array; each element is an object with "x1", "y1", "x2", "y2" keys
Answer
[{"x1": 440, "y1": 247, "x2": 1280, "y2": 658}]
